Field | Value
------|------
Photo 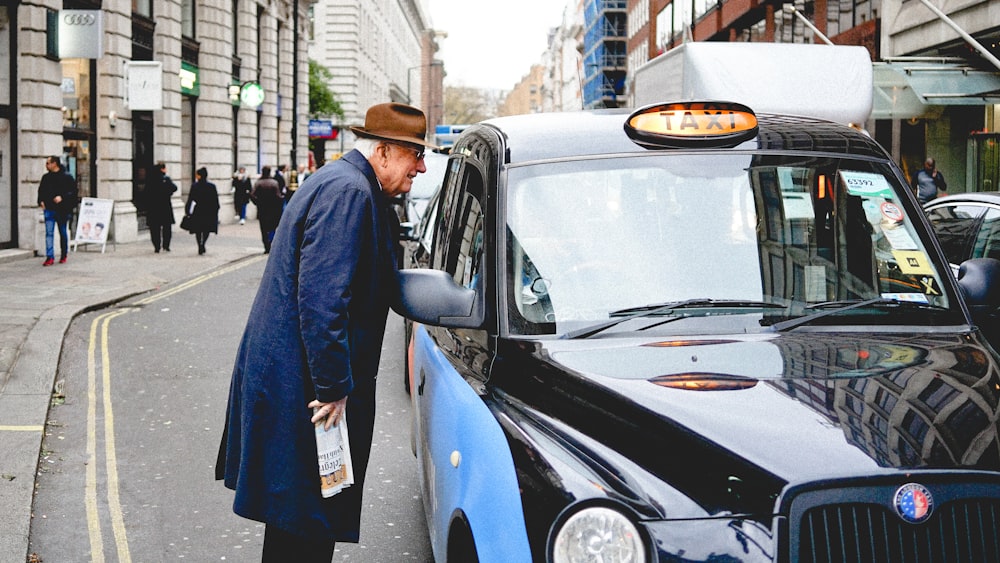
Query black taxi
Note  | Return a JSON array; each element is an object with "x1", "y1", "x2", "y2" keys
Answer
[{"x1": 393, "y1": 102, "x2": 1000, "y2": 563}]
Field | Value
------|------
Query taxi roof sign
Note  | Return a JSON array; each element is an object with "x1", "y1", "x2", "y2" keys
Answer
[{"x1": 625, "y1": 101, "x2": 759, "y2": 148}]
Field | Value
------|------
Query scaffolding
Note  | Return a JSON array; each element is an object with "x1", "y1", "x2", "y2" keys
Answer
[{"x1": 582, "y1": 0, "x2": 627, "y2": 109}]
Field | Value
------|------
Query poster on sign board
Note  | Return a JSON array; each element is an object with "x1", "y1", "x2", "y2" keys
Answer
[{"x1": 74, "y1": 197, "x2": 113, "y2": 251}]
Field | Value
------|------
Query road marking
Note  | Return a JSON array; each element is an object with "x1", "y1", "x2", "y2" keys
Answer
[
  {"x1": 0, "y1": 425, "x2": 44, "y2": 431},
  {"x1": 82, "y1": 258, "x2": 261, "y2": 561},
  {"x1": 86, "y1": 308, "x2": 133, "y2": 563},
  {"x1": 86, "y1": 311, "x2": 110, "y2": 563},
  {"x1": 101, "y1": 309, "x2": 133, "y2": 563},
  {"x1": 135, "y1": 257, "x2": 264, "y2": 305}
]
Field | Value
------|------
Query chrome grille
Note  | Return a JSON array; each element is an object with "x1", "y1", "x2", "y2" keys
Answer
[{"x1": 798, "y1": 498, "x2": 1000, "y2": 562}]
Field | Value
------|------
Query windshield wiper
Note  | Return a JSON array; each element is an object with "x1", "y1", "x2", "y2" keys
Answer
[
  {"x1": 562, "y1": 299, "x2": 784, "y2": 340},
  {"x1": 768, "y1": 297, "x2": 942, "y2": 332}
]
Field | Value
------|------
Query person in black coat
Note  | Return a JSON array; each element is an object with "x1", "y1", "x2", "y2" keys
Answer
[
  {"x1": 147, "y1": 162, "x2": 178, "y2": 253},
  {"x1": 232, "y1": 166, "x2": 253, "y2": 224},
  {"x1": 183, "y1": 167, "x2": 220, "y2": 255},
  {"x1": 216, "y1": 102, "x2": 435, "y2": 561},
  {"x1": 36, "y1": 155, "x2": 78, "y2": 265},
  {"x1": 251, "y1": 166, "x2": 283, "y2": 253}
]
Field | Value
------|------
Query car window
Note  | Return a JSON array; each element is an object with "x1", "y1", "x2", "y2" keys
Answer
[
  {"x1": 432, "y1": 160, "x2": 486, "y2": 290},
  {"x1": 505, "y1": 153, "x2": 955, "y2": 336},
  {"x1": 926, "y1": 203, "x2": 987, "y2": 266},
  {"x1": 973, "y1": 207, "x2": 1000, "y2": 262}
]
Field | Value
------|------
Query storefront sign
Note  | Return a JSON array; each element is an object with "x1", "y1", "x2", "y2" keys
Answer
[
  {"x1": 181, "y1": 62, "x2": 200, "y2": 97},
  {"x1": 125, "y1": 61, "x2": 163, "y2": 110},
  {"x1": 59, "y1": 10, "x2": 103, "y2": 59},
  {"x1": 73, "y1": 197, "x2": 113, "y2": 252},
  {"x1": 240, "y1": 82, "x2": 265, "y2": 109},
  {"x1": 309, "y1": 119, "x2": 339, "y2": 139}
]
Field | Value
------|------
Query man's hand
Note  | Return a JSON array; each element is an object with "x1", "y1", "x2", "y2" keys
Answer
[{"x1": 308, "y1": 396, "x2": 348, "y2": 431}]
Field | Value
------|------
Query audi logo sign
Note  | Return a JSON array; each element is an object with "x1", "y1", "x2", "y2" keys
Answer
[
  {"x1": 62, "y1": 13, "x2": 98, "y2": 26},
  {"x1": 58, "y1": 10, "x2": 104, "y2": 59}
]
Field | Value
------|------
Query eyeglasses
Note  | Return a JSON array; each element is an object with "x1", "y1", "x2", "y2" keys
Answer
[{"x1": 392, "y1": 144, "x2": 425, "y2": 161}]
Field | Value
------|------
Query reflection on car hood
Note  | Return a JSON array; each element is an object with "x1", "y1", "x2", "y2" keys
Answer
[{"x1": 499, "y1": 331, "x2": 1000, "y2": 516}]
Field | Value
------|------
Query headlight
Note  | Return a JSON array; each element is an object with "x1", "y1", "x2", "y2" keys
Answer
[{"x1": 551, "y1": 506, "x2": 646, "y2": 563}]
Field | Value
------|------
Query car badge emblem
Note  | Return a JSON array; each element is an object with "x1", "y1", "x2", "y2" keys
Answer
[{"x1": 893, "y1": 483, "x2": 934, "y2": 524}]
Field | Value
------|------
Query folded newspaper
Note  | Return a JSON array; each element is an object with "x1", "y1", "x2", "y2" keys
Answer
[{"x1": 315, "y1": 411, "x2": 355, "y2": 498}]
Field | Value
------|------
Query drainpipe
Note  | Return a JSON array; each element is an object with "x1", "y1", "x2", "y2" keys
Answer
[
  {"x1": 919, "y1": 0, "x2": 1000, "y2": 72},
  {"x1": 291, "y1": 0, "x2": 300, "y2": 175}
]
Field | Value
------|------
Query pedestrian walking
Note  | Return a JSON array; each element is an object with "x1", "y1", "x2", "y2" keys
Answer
[
  {"x1": 250, "y1": 165, "x2": 283, "y2": 254},
  {"x1": 216, "y1": 102, "x2": 434, "y2": 562},
  {"x1": 914, "y1": 157, "x2": 947, "y2": 204},
  {"x1": 36, "y1": 155, "x2": 78, "y2": 266},
  {"x1": 232, "y1": 166, "x2": 253, "y2": 224},
  {"x1": 147, "y1": 162, "x2": 178, "y2": 253},
  {"x1": 275, "y1": 163, "x2": 288, "y2": 199},
  {"x1": 182, "y1": 167, "x2": 220, "y2": 255}
]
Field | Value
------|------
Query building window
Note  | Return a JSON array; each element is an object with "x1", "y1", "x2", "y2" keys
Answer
[
  {"x1": 0, "y1": 6, "x2": 9, "y2": 106},
  {"x1": 182, "y1": 0, "x2": 195, "y2": 38},
  {"x1": 133, "y1": 0, "x2": 152, "y2": 18},
  {"x1": 61, "y1": 59, "x2": 92, "y2": 131},
  {"x1": 46, "y1": 9, "x2": 59, "y2": 58}
]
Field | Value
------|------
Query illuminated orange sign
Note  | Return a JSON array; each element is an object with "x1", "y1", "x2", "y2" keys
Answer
[{"x1": 625, "y1": 101, "x2": 759, "y2": 148}]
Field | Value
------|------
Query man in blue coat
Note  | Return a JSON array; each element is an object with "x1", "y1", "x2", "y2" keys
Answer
[{"x1": 216, "y1": 102, "x2": 434, "y2": 561}]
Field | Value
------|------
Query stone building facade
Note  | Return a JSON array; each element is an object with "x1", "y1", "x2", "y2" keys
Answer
[
  {"x1": 308, "y1": 0, "x2": 441, "y2": 161},
  {"x1": 4, "y1": 0, "x2": 311, "y2": 253}
]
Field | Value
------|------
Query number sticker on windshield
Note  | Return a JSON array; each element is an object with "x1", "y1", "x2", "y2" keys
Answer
[{"x1": 841, "y1": 171, "x2": 894, "y2": 199}]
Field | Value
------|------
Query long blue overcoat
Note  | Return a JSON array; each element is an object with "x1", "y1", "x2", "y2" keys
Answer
[{"x1": 216, "y1": 150, "x2": 398, "y2": 541}]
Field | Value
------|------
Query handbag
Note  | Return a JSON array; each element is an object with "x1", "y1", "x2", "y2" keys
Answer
[{"x1": 180, "y1": 214, "x2": 194, "y2": 232}]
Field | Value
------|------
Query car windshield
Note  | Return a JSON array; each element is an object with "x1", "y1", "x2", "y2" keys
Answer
[{"x1": 505, "y1": 153, "x2": 961, "y2": 336}]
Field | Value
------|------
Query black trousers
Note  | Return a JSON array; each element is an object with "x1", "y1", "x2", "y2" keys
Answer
[
  {"x1": 261, "y1": 525, "x2": 335, "y2": 563},
  {"x1": 195, "y1": 231, "x2": 210, "y2": 253},
  {"x1": 149, "y1": 222, "x2": 172, "y2": 251}
]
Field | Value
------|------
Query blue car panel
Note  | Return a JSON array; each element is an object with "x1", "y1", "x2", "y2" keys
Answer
[{"x1": 411, "y1": 323, "x2": 531, "y2": 562}]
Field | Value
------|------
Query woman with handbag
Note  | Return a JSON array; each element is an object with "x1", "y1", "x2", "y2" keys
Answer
[{"x1": 183, "y1": 167, "x2": 221, "y2": 255}]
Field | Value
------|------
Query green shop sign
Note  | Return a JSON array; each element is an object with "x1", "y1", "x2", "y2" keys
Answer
[
  {"x1": 240, "y1": 82, "x2": 265, "y2": 109},
  {"x1": 180, "y1": 62, "x2": 199, "y2": 96}
]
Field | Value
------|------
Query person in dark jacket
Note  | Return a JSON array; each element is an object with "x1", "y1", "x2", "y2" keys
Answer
[
  {"x1": 232, "y1": 166, "x2": 253, "y2": 224},
  {"x1": 36, "y1": 155, "x2": 78, "y2": 266},
  {"x1": 250, "y1": 166, "x2": 283, "y2": 253},
  {"x1": 183, "y1": 167, "x2": 220, "y2": 255},
  {"x1": 914, "y1": 157, "x2": 947, "y2": 204},
  {"x1": 147, "y1": 162, "x2": 178, "y2": 253},
  {"x1": 216, "y1": 102, "x2": 434, "y2": 561}
]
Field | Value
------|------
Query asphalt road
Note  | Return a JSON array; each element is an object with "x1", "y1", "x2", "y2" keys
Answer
[{"x1": 27, "y1": 256, "x2": 433, "y2": 562}]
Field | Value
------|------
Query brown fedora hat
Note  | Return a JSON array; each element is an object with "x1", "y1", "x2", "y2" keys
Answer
[{"x1": 350, "y1": 102, "x2": 439, "y2": 149}]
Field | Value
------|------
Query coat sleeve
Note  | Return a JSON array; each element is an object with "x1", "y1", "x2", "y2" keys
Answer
[{"x1": 297, "y1": 184, "x2": 371, "y2": 402}]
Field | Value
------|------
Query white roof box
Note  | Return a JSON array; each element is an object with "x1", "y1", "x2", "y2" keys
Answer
[{"x1": 632, "y1": 42, "x2": 873, "y2": 125}]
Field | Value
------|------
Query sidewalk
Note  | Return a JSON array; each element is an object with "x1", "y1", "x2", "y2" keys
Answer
[{"x1": 0, "y1": 220, "x2": 264, "y2": 563}]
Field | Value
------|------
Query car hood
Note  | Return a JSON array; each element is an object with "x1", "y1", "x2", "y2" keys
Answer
[{"x1": 497, "y1": 330, "x2": 1000, "y2": 517}]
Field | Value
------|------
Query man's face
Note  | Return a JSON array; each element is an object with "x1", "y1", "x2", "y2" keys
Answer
[
  {"x1": 45, "y1": 158, "x2": 59, "y2": 172},
  {"x1": 373, "y1": 143, "x2": 427, "y2": 198}
]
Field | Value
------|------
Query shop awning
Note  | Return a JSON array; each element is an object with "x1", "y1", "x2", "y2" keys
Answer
[{"x1": 872, "y1": 58, "x2": 1000, "y2": 119}]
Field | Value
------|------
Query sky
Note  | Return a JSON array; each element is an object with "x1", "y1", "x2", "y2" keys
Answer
[{"x1": 426, "y1": 1, "x2": 569, "y2": 91}]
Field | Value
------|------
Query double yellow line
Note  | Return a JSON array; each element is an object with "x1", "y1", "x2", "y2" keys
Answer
[
  {"x1": 85, "y1": 308, "x2": 133, "y2": 563},
  {"x1": 83, "y1": 256, "x2": 263, "y2": 562}
]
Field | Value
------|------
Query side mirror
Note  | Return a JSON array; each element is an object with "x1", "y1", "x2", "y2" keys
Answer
[
  {"x1": 957, "y1": 257, "x2": 1000, "y2": 316},
  {"x1": 394, "y1": 269, "x2": 484, "y2": 329}
]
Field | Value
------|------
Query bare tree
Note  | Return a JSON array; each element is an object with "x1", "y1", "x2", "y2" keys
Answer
[{"x1": 442, "y1": 86, "x2": 503, "y2": 125}]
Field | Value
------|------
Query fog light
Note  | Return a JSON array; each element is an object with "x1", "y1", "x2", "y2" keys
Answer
[{"x1": 552, "y1": 506, "x2": 645, "y2": 563}]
